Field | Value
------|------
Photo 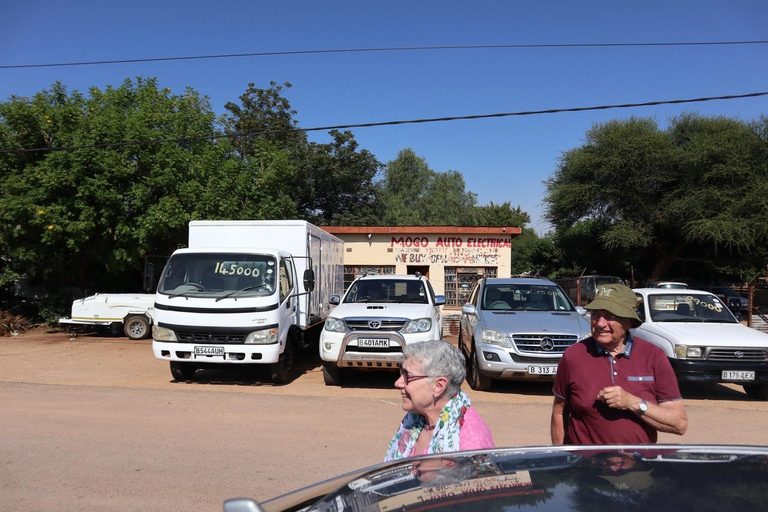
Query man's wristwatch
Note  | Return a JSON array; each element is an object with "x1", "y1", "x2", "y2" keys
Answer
[{"x1": 637, "y1": 400, "x2": 648, "y2": 416}]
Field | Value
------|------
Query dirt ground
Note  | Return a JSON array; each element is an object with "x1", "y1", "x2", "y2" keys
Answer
[{"x1": 1, "y1": 330, "x2": 767, "y2": 511}]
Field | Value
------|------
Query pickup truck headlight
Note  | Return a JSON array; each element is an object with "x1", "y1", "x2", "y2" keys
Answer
[
  {"x1": 153, "y1": 325, "x2": 178, "y2": 342},
  {"x1": 675, "y1": 345, "x2": 703, "y2": 359},
  {"x1": 324, "y1": 317, "x2": 348, "y2": 333},
  {"x1": 245, "y1": 328, "x2": 278, "y2": 344},
  {"x1": 481, "y1": 329, "x2": 512, "y2": 348},
  {"x1": 401, "y1": 318, "x2": 432, "y2": 334}
]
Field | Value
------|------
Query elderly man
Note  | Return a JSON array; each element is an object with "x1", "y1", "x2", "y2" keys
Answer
[{"x1": 551, "y1": 284, "x2": 687, "y2": 444}]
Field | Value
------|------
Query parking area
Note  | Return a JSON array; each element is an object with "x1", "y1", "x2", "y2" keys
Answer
[{"x1": 1, "y1": 331, "x2": 767, "y2": 511}]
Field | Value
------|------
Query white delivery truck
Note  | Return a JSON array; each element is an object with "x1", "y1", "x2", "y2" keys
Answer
[
  {"x1": 58, "y1": 293, "x2": 155, "y2": 339},
  {"x1": 151, "y1": 220, "x2": 344, "y2": 384}
]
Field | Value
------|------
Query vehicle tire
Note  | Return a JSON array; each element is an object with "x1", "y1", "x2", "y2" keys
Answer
[
  {"x1": 743, "y1": 384, "x2": 768, "y2": 400},
  {"x1": 458, "y1": 330, "x2": 467, "y2": 357},
  {"x1": 123, "y1": 315, "x2": 150, "y2": 340},
  {"x1": 170, "y1": 361, "x2": 197, "y2": 381},
  {"x1": 322, "y1": 362, "x2": 344, "y2": 386},
  {"x1": 270, "y1": 341, "x2": 294, "y2": 385},
  {"x1": 468, "y1": 344, "x2": 492, "y2": 391}
]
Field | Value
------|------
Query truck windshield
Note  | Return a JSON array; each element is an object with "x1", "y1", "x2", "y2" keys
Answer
[
  {"x1": 647, "y1": 293, "x2": 738, "y2": 323},
  {"x1": 158, "y1": 253, "x2": 277, "y2": 298}
]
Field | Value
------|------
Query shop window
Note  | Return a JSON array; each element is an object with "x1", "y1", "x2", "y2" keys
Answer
[
  {"x1": 444, "y1": 267, "x2": 497, "y2": 307},
  {"x1": 343, "y1": 266, "x2": 395, "y2": 290}
]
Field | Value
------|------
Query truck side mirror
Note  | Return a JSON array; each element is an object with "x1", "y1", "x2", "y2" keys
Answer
[
  {"x1": 330, "y1": 295, "x2": 340, "y2": 305},
  {"x1": 143, "y1": 262, "x2": 155, "y2": 292},
  {"x1": 303, "y1": 269, "x2": 316, "y2": 292}
]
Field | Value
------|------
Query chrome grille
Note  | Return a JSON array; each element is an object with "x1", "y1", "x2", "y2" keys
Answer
[
  {"x1": 511, "y1": 334, "x2": 578, "y2": 354},
  {"x1": 707, "y1": 348, "x2": 767, "y2": 362},
  {"x1": 345, "y1": 318, "x2": 407, "y2": 331}
]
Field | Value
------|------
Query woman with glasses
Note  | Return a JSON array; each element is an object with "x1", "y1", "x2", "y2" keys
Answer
[{"x1": 384, "y1": 340, "x2": 494, "y2": 461}]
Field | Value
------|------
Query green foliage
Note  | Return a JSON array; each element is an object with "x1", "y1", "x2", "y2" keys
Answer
[
  {"x1": 476, "y1": 201, "x2": 531, "y2": 227},
  {"x1": 0, "y1": 79, "x2": 298, "y2": 300},
  {"x1": 545, "y1": 114, "x2": 768, "y2": 282},
  {"x1": 223, "y1": 82, "x2": 381, "y2": 225},
  {"x1": 377, "y1": 149, "x2": 480, "y2": 226}
]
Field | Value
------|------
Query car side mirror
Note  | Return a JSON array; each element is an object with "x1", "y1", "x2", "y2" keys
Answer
[
  {"x1": 329, "y1": 295, "x2": 340, "y2": 305},
  {"x1": 303, "y1": 269, "x2": 315, "y2": 292},
  {"x1": 462, "y1": 304, "x2": 477, "y2": 315},
  {"x1": 434, "y1": 295, "x2": 446, "y2": 306}
]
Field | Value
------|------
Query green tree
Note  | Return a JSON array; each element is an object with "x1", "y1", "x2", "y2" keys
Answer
[
  {"x1": 475, "y1": 201, "x2": 531, "y2": 227},
  {"x1": 544, "y1": 114, "x2": 768, "y2": 282},
  {"x1": 223, "y1": 82, "x2": 381, "y2": 224},
  {"x1": 0, "y1": 79, "x2": 297, "y2": 304},
  {"x1": 378, "y1": 148, "x2": 479, "y2": 225}
]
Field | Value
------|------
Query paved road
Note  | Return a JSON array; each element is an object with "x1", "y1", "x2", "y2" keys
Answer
[{"x1": 1, "y1": 331, "x2": 767, "y2": 511}]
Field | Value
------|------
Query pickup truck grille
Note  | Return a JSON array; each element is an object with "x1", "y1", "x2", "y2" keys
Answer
[
  {"x1": 345, "y1": 318, "x2": 407, "y2": 332},
  {"x1": 512, "y1": 334, "x2": 578, "y2": 354},
  {"x1": 707, "y1": 348, "x2": 767, "y2": 362},
  {"x1": 175, "y1": 331, "x2": 247, "y2": 344}
]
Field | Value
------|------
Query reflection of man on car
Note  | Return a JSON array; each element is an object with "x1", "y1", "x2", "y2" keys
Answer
[
  {"x1": 410, "y1": 457, "x2": 477, "y2": 487},
  {"x1": 593, "y1": 451, "x2": 654, "y2": 491}
]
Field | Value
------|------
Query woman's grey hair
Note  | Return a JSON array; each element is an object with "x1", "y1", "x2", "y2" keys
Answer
[{"x1": 404, "y1": 340, "x2": 466, "y2": 397}]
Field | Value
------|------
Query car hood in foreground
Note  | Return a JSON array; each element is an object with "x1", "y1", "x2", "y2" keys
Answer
[
  {"x1": 481, "y1": 311, "x2": 590, "y2": 336},
  {"x1": 635, "y1": 322, "x2": 768, "y2": 347},
  {"x1": 236, "y1": 445, "x2": 768, "y2": 512}
]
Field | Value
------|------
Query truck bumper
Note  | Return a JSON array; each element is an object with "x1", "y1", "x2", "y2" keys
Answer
[
  {"x1": 320, "y1": 330, "x2": 437, "y2": 368},
  {"x1": 153, "y1": 341, "x2": 281, "y2": 364},
  {"x1": 670, "y1": 359, "x2": 768, "y2": 383}
]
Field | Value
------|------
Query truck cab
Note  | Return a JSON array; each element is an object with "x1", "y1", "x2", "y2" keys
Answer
[{"x1": 319, "y1": 273, "x2": 445, "y2": 385}]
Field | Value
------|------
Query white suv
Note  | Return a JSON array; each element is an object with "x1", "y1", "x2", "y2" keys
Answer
[{"x1": 319, "y1": 273, "x2": 445, "y2": 385}]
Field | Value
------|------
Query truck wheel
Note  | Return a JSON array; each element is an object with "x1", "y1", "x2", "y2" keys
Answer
[
  {"x1": 124, "y1": 315, "x2": 150, "y2": 340},
  {"x1": 270, "y1": 343, "x2": 294, "y2": 385},
  {"x1": 322, "y1": 362, "x2": 344, "y2": 386},
  {"x1": 170, "y1": 361, "x2": 197, "y2": 381},
  {"x1": 743, "y1": 384, "x2": 768, "y2": 400},
  {"x1": 468, "y1": 345, "x2": 492, "y2": 391}
]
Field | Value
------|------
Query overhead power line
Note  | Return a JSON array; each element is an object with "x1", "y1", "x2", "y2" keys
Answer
[
  {"x1": 2, "y1": 40, "x2": 767, "y2": 69},
  {"x1": 2, "y1": 91, "x2": 767, "y2": 155}
]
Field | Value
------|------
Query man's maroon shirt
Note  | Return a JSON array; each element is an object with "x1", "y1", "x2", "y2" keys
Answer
[{"x1": 553, "y1": 333, "x2": 682, "y2": 444}]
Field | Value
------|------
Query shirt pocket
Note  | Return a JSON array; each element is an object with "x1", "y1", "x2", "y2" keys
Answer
[{"x1": 627, "y1": 375, "x2": 655, "y2": 382}]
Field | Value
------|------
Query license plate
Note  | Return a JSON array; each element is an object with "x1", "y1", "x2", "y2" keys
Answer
[
  {"x1": 194, "y1": 346, "x2": 225, "y2": 356},
  {"x1": 722, "y1": 370, "x2": 755, "y2": 381},
  {"x1": 357, "y1": 338, "x2": 390, "y2": 348},
  {"x1": 528, "y1": 365, "x2": 557, "y2": 375}
]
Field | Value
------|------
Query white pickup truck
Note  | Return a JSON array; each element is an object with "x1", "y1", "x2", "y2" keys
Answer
[
  {"x1": 632, "y1": 288, "x2": 768, "y2": 400},
  {"x1": 58, "y1": 293, "x2": 155, "y2": 339},
  {"x1": 319, "y1": 273, "x2": 445, "y2": 385}
]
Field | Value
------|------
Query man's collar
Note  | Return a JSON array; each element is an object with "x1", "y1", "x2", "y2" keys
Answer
[{"x1": 594, "y1": 332, "x2": 634, "y2": 359}]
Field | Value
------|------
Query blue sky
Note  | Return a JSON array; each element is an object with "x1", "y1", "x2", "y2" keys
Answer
[{"x1": 2, "y1": 1, "x2": 767, "y2": 233}]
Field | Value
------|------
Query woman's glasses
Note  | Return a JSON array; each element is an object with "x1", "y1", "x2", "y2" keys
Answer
[{"x1": 400, "y1": 367, "x2": 429, "y2": 384}]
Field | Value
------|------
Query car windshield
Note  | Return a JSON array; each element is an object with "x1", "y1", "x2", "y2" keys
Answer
[
  {"x1": 712, "y1": 287, "x2": 740, "y2": 298},
  {"x1": 157, "y1": 252, "x2": 277, "y2": 298},
  {"x1": 344, "y1": 279, "x2": 429, "y2": 304},
  {"x1": 481, "y1": 284, "x2": 575, "y2": 312},
  {"x1": 594, "y1": 276, "x2": 623, "y2": 287},
  {"x1": 647, "y1": 293, "x2": 738, "y2": 323}
]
